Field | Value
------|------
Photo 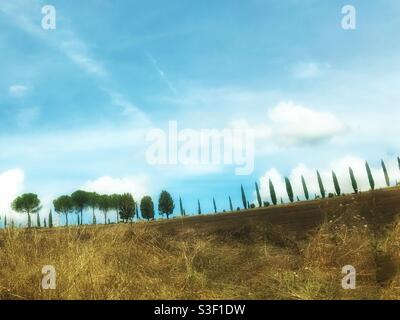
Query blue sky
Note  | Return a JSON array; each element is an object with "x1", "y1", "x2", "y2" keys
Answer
[{"x1": 1, "y1": 0, "x2": 400, "y2": 224}]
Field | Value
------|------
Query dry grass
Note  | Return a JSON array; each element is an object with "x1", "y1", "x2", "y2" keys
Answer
[{"x1": 0, "y1": 206, "x2": 399, "y2": 300}]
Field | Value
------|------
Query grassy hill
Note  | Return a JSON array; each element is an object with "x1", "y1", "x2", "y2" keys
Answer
[{"x1": 0, "y1": 188, "x2": 399, "y2": 300}]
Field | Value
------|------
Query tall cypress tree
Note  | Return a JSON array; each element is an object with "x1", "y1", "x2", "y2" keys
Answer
[
  {"x1": 301, "y1": 175, "x2": 309, "y2": 200},
  {"x1": 255, "y1": 182, "x2": 262, "y2": 207},
  {"x1": 381, "y1": 160, "x2": 390, "y2": 187},
  {"x1": 229, "y1": 196, "x2": 233, "y2": 211},
  {"x1": 269, "y1": 179, "x2": 277, "y2": 205},
  {"x1": 241, "y1": 185, "x2": 247, "y2": 209},
  {"x1": 213, "y1": 198, "x2": 217, "y2": 213},
  {"x1": 135, "y1": 202, "x2": 140, "y2": 220},
  {"x1": 4, "y1": 214, "x2": 7, "y2": 228},
  {"x1": 398, "y1": 156, "x2": 400, "y2": 172},
  {"x1": 48, "y1": 210, "x2": 53, "y2": 228},
  {"x1": 285, "y1": 177, "x2": 294, "y2": 203},
  {"x1": 365, "y1": 161, "x2": 375, "y2": 190},
  {"x1": 179, "y1": 197, "x2": 184, "y2": 216},
  {"x1": 332, "y1": 171, "x2": 341, "y2": 196},
  {"x1": 349, "y1": 167, "x2": 358, "y2": 194},
  {"x1": 44, "y1": 218, "x2": 47, "y2": 228},
  {"x1": 197, "y1": 200, "x2": 202, "y2": 215},
  {"x1": 317, "y1": 170, "x2": 325, "y2": 198}
]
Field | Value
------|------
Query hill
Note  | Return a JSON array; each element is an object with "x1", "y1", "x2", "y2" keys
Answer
[{"x1": 0, "y1": 187, "x2": 399, "y2": 299}]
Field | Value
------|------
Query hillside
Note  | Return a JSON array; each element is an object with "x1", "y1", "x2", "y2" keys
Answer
[{"x1": 0, "y1": 187, "x2": 399, "y2": 300}]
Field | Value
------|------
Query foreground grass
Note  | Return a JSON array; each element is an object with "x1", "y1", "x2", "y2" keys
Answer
[{"x1": 0, "y1": 206, "x2": 399, "y2": 300}]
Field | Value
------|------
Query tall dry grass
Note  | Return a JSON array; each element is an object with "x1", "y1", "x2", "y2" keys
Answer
[{"x1": 0, "y1": 207, "x2": 399, "y2": 300}]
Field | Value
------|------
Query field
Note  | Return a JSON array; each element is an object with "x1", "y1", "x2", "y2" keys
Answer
[{"x1": 0, "y1": 188, "x2": 399, "y2": 300}]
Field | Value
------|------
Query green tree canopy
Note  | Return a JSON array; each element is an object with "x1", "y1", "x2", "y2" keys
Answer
[
  {"x1": 53, "y1": 195, "x2": 74, "y2": 226},
  {"x1": 12, "y1": 193, "x2": 42, "y2": 228},
  {"x1": 255, "y1": 182, "x2": 262, "y2": 207},
  {"x1": 349, "y1": 167, "x2": 358, "y2": 194},
  {"x1": 269, "y1": 179, "x2": 277, "y2": 205},
  {"x1": 317, "y1": 170, "x2": 326, "y2": 198},
  {"x1": 140, "y1": 196, "x2": 155, "y2": 221},
  {"x1": 158, "y1": 190, "x2": 175, "y2": 219},
  {"x1": 365, "y1": 161, "x2": 375, "y2": 190},
  {"x1": 301, "y1": 175, "x2": 309, "y2": 200},
  {"x1": 381, "y1": 160, "x2": 390, "y2": 187},
  {"x1": 332, "y1": 171, "x2": 341, "y2": 196},
  {"x1": 285, "y1": 177, "x2": 294, "y2": 202},
  {"x1": 241, "y1": 185, "x2": 247, "y2": 209},
  {"x1": 118, "y1": 193, "x2": 135, "y2": 222},
  {"x1": 71, "y1": 190, "x2": 89, "y2": 225}
]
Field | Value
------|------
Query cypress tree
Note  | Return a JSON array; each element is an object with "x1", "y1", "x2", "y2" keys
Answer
[
  {"x1": 285, "y1": 177, "x2": 294, "y2": 202},
  {"x1": 365, "y1": 161, "x2": 375, "y2": 190},
  {"x1": 213, "y1": 198, "x2": 217, "y2": 213},
  {"x1": 301, "y1": 175, "x2": 309, "y2": 200},
  {"x1": 269, "y1": 179, "x2": 277, "y2": 205},
  {"x1": 381, "y1": 160, "x2": 390, "y2": 187},
  {"x1": 44, "y1": 218, "x2": 47, "y2": 228},
  {"x1": 280, "y1": 197, "x2": 284, "y2": 204},
  {"x1": 349, "y1": 167, "x2": 358, "y2": 193},
  {"x1": 135, "y1": 202, "x2": 139, "y2": 220},
  {"x1": 332, "y1": 171, "x2": 341, "y2": 196},
  {"x1": 229, "y1": 196, "x2": 233, "y2": 211},
  {"x1": 255, "y1": 182, "x2": 262, "y2": 207},
  {"x1": 48, "y1": 210, "x2": 53, "y2": 228},
  {"x1": 197, "y1": 200, "x2": 202, "y2": 215},
  {"x1": 398, "y1": 157, "x2": 400, "y2": 172},
  {"x1": 317, "y1": 170, "x2": 325, "y2": 198},
  {"x1": 241, "y1": 185, "x2": 247, "y2": 209},
  {"x1": 4, "y1": 214, "x2": 7, "y2": 228},
  {"x1": 179, "y1": 197, "x2": 184, "y2": 216}
]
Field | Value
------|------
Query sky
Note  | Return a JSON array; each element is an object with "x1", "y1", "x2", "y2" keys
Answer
[{"x1": 1, "y1": 0, "x2": 400, "y2": 225}]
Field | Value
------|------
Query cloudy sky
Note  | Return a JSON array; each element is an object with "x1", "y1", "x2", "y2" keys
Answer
[{"x1": 1, "y1": 0, "x2": 400, "y2": 224}]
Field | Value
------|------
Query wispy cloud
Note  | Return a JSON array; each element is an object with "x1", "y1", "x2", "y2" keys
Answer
[
  {"x1": 9, "y1": 85, "x2": 29, "y2": 97},
  {"x1": 1, "y1": 0, "x2": 148, "y2": 123},
  {"x1": 147, "y1": 53, "x2": 177, "y2": 94}
]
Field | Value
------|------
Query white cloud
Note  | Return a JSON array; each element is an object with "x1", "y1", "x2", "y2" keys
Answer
[
  {"x1": 267, "y1": 101, "x2": 347, "y2": 146},
  {"x1": 81, "y1": 175, "x2": 149, "y2": 199},
  {"x1": 259, "y1": 156, "x2": 400, "y2": 202},
  {"x1": 0, "y1": 168, "x2": 24, "y2": 217},
  {"x1": 9, "y1": 85, "x2": 29, "y2": 97},
  {"x1": 291, "y1": 62, "x2": 330, "y2": 79}
]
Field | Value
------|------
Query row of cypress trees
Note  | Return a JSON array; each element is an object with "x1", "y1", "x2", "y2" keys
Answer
[{"x1": 194, "y1": 158, "x2": 397, "y2": 214}]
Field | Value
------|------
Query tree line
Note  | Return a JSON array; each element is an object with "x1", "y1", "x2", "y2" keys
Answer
[
  {"x1": 2, "y1": 158, "x2": 399, "y2": 228},
  {"x1": 3, "y1": 190, "x2": 175, "y2": 228}
]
